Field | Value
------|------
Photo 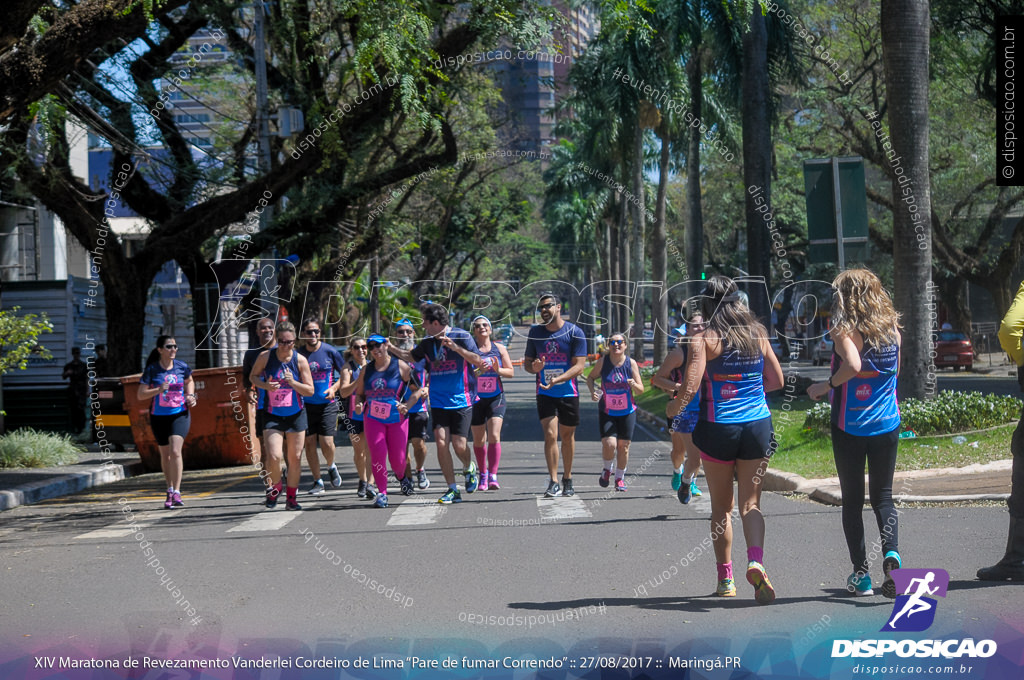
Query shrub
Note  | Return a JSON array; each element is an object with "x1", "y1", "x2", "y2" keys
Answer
[
  {"x1": 802, "y1": 390, "x2": 1022, "y2": 436},
  {"x1": 0, "y1": 428, "x2": 84, "y2": 468}
]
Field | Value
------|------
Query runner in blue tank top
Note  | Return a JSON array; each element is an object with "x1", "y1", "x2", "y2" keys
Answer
[
  {"x1": 808, "y1": 269, "x2": 903, "y2": 598},
  {"x1": 586, "y1": 333, "x2": 643, "y2": 492},
  {"x1": 674, "y1": 276, "x2": 784, "y2": 603},
  {"x1": 298, "y1": 318, "x2": 346, "y2": 495},
  {"x1": 250, "y1": 322, "x2": 315, "y2": 510},
  {"x1": 653, "y1": 314, "x2": 706, "y2": 504},
  {"x1": 242, "y1": 317, "x2": 277, "y2": 494},
  {"x1": 138, "y1": 335, "x2": 197, "y2": 509},
  {"x1": 339, "y1": 339, "x2": 373, "y2": 498},
  {"x1": 353, "y1": 335, "x2": 423, "y2": 508},
  {"x1": 470, "y1": 316, "x2": 515, "y2": 490},
  {"x1": 524, "y1": 293, "x2": 588, "y2": 498},
  {"x1": 388, "y1": 304, "x2": 487, "y2": 504}
]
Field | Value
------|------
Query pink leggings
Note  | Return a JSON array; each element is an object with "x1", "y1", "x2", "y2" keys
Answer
[{"x1": 365, "y1": 417, "x2": 409, "y2": 494}]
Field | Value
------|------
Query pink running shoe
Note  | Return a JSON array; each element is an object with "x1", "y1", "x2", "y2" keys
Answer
[
  {"x1": 171, "y1": 491, "x2": 184, "y2": 507},
  {"x1": 488, "y1": 473, "x2": 500, "y2": 490},
  {"x1": 164, "y1": 491, "x2": 173, "y2": 509}
]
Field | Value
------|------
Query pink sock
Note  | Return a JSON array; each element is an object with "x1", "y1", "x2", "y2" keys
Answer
[
  {"x1": 274, "y1": 482, "x2": 283, "y2": 495},
  {"x1": 473, "y1": 446, "x2": 487, "y2": 476},
  {"x1": 487, "y1": 442, "x2": 501, "y2": 473},
  {"x1": 717, "y1": 562, "x2": 733, "y2": 581},
  {"x1": 748, "y1": 546, "x2": 764, "y2": 564}
]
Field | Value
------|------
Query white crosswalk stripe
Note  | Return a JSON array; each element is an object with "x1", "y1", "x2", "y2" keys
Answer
[
  {"x1": 74, "y1": 511, "x2": 170, "y2": 539},
  {"x1": 386, "y1": 496, "x2": 448, "y2": 526},
  {"x1": 536, "y1": 496, "x2": 592, "y2": 520},
  {"x1": 226, "y1": 510, "x2": 304, "y2": 532}
]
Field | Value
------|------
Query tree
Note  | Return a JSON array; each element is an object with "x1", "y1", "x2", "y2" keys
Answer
[{"x1": 881, "y1": 0, "x2": 932, "y2": 398}]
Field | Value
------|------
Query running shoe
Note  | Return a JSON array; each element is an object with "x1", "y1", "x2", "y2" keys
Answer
[
  {"x1": 882, "y1": 551, "x2": 902, "y2": 599},
  {"x1": 164, "y1": 491, "x2": 174, "y2": 509},
  {"x1": 690, "y1": 479, "x2": 702, "y2": 497},
  {"x1": 464, "y1": 462, "x2": 479, "y2": 493},
  {"x1": 544, "y1": 481, "x2": 561, "y2": 498},
  {"x1": 365, "y1": 484, "x2": 378, "y2": 500},
  {"x1": 265, "y1": 488, "x2": 279, "y2": 508},
  {"x1": 356, "y1": 480, "x2": 367, "y2": 497},
  {"x1": 488, "y1": 473, "x2": 500, "y2": 490},
  {"x1": 677, "y1": 479, "x2": 692, "y2": 504},
  {"x1": 374, "y1": 493, "x2": 389, "y2": 508},
  {"x1": 286, "y1": 498, "x2": 302, "y2": 511},
  {"x1": 171, "y1": 491, "x2": 184, "y2": 507},
  {"x1": 417, "y1": 469, "x2": 430, "y2": 490},
  {"x1": 671, "y1": 471, "x2": 682, "y2": 491},
  {"x1": 615, "y1": 478, "x2": 627, "y2": 492},
  {"x1": 309, "y1": 479, "x2": 325, "y2": 495},
  {"x1": 599, "y1": 469, "x2": 611, "y2": 488},
  {"x1": 848, "y1": 571, "x2": 874, "y2": 596},
  {"x1": 328, "y1": 465, "x2": 342, "y2": 488},
  {"x1": 400, "y1": 476, "x2": 414, "y2": 496},
  {"x1": 746, "y1": 561, "x2": 776, "y2": 604},
  {"x1": 438, "y1": 488, "x2": 462, "y2": 504},
  {"x1": 562, "y1": 478, "x2": 575, "y2": 497},
  {"x1": 715, "y1": 578, "x2": 737, "y2": 597}
]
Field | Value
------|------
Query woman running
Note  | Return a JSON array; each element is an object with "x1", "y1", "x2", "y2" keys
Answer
[
  {"x1": 586, "y1": 332, "x2": 644, "y2": 491},
  {"x1": 653, "y1": 313, "x2": 706, "y2": 503},
  {"x1": 138, "y1": 336, "x2": 196, "y2": 509},
  {"x1": 676, "y1": 276, "x2": 784, "y2": 603},
  {"x1": 470, "y1": 316, "x2": 514, "y2": 490},
  {"x1": 807, "y1": 269, "x2": 903, "y2": 598},
  {"x1": 249, "y1": 322, "x2": 315, "y2": 510},
  {"x1": 340, "y1": 338, "x2": 373, "y2": 497},
  {"x1": 353, "y1": 335, "x2": 423, "y2": 508}
]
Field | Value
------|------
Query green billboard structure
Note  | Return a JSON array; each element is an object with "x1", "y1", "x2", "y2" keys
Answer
[{"x1": 804, "y1": 157, "x2": 870, "y2": 267}]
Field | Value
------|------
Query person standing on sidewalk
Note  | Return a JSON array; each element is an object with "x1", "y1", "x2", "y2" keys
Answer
[
  {"x1": 388, "y1": 304, "x2": 486, "y2": 504},
  {"x1": 677, "y1": 276, "x2": 784, "y2": 603},
  {"x1": 138, "y1": 336, "x2": 197, "y2": 509},
  {"x1": 470, "y1": 315, "x2": 514, "y2": 490},
  {"x1": 62, "y1": 347, "x2": 89, "y2": 436},
  {"x1": 586, "y1": 333, "x2": 644, "y2": 492},
  {"x1": 977, "y1": 280, "x2": 1024, "y2": 581},
  {"x1": 652, "y1": 314, "x2": 706, "y2": 504},
  {"x1": 298, "y1": 318, "x2": 345, "y2": 495},
  {"x1": 807, "y1": 269, "x2": 903, "y2": 598},
  {"x1": 523, "y1": 293, "x2": 588, "y2": 498}
]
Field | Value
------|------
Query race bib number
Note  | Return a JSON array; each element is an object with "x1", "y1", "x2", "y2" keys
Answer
[
  {"x1": 606, "y1": 393, "x2": 628, "y2": 410},
  {"x1": 271, "y1": 389, "x2": 294, "y2": 408},
  {"x1": 370, "y1": 401, "x2": 393, "y2": 420},
  {"x1": 477, "y1": 376, "x2": 498, "y2": 393},
  {"x1": 543, "y1": 369, "x2": 561, "y2": 385},
  {"x1": 158, "y1": 384, "x2": 184, "y2": 409}
]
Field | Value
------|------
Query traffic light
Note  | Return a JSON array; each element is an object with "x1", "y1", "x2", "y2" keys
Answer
[{"x1": 700, "y1": 271, "x2": 707, "y2": 280}]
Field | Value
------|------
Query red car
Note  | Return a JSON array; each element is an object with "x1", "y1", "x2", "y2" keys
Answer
[{"x1": 933, "y1": 330, "x2": 975, "y2": 371}]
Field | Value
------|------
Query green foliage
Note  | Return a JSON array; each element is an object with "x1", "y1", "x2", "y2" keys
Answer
[
  {"x1": 0, "y1": 428, "x2": 83, "y2": 469},
  {"x1": 803, "y1": 390, "x2": 1023, "y2": 436},
  {"x1": 0, "y1": 307, "x2": 54, "y2": 376}
]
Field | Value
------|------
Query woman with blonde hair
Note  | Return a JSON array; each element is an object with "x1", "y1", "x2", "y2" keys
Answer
[
  {"x1": 674, "y1": 276, "x2": 784, "y2": 603},
  {"x1": 808, "y1": 269, "x2": 903, "y2": 598}
]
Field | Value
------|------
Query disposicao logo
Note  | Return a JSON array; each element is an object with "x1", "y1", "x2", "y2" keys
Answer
[{"x1": 831, "y1": 568, "x2": 997, "y2": 659}]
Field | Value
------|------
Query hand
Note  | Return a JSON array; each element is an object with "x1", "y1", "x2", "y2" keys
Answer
[
  {"x1": 324, "y1": 388, "x2": 337, "y2": 400},
  {"x1": 161, "y1": 381, "x2": 171, "y2": 393},
  {"x1": 282, "y1": 368, "x2": 293, "y2": 384},
  {"x1": 590, "y1": 389, "x2": 601, "y2": 402},
  {"x1": 528, "y1": 357, "x2": 545, "y2": 373},
  {"x1": 397, "y1": 402, "x2": 409, "y2": 417},
  {"x1": 806, "y1": 381, "x2": 830, "y2": 401},
  {"x1": 186, "y1": 394, "x2": 197, "y2": 407},
  {"x1": 441, "y1": 335, "x2": 457, "y2": 350},
  {"x1": 248, "y1": 390, "x2": 258, "y2": 405},
  {"x1": 266, "y1": 380, "x2": 281, "y2": 392},
  {"x1": 354, "y1": 401, "x2": 364, "y2": 415}
]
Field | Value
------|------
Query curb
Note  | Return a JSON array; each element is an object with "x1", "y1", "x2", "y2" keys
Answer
[{"x1": 0, "y1": 459, "x2": 147, "y2": 512}]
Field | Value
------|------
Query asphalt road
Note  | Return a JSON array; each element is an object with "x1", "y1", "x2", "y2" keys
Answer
[{"x1": 1, "y1": 372, "x2": 1021, "y2": 678}]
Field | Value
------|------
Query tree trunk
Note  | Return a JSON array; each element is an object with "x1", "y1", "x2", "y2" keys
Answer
[
  {"x1": 934, "y1": 272, "x2": 971, "y2": 333},
  {"x1": 742, "y1": 2, "x2": 772, "y2": 323},
  {"x1": 618, "y1": 194, "x2": 630, "y2": 335},
  {"x1": 686, "y1": 43, "x2": 705, "y2": 302},
  {"x1": 881, "y1": 0, "x2": 933, "y2": 399},
  {"x1": 652, "y1": 127, "x2": 670, "y2": 363},
  {"x1": 631, "y1": 124, "x2": 646, "y2": 360},
  {"x1": 102, "y1": 264, "x2": 155, "y2": 376}
]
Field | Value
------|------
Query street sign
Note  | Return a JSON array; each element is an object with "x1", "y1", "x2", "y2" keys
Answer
[{"x1": 804, "y1": 157, "x2": 870, "y2": 266}]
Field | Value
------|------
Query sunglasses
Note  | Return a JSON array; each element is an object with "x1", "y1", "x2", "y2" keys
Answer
[
  {"x1": 163, "y1": 344, "x2": 178, "y2": 350},
  {"x1": 278, "y1": 339, "x2": 295, "y2": 346},
  {"x1": 352, "y1": 344, "x2": 367, "y2": 350},
  {"x1": 306, "y1": 329, "x2": 321, "y2": 334},
  {"x1": 608, "y1": 340, "x2": 625, "y2": 346},
  {"x1": 396, "y1": 329, "x2": 413, "y2": 335},
  {"x1": 472, "y1": 323, "x2": 490, "y2": 329},
  {"x1": 537, "y1": 303, "x2": 556, "y2": 311},
  {"x1": 367, "y1": 342, "x2": 384, "y2": 350}
]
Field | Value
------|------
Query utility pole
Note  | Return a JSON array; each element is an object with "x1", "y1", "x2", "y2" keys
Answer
[{"x1": 253, "y1": 2, "x2": 278, "y2": 325}]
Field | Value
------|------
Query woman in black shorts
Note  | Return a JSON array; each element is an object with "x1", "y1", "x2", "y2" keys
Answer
[
  {"x1": 586, "y1": 333, "x2": 644, "y2": 491},
  {"x1": 470, "y1": 316, "x2": 514, "y2": 490},
  {"x1": 138, "y1": 336, "x2": 197, "y2": 509},
  {"x1": 250, "y1": 322, "x2": 315, "y2": 510}
]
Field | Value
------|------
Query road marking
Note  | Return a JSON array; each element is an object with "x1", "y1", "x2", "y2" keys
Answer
[
  {"x1": 73, "y1": 511, "x2": 170, "y2": 539},
  {"x1": 536, "y1": 496, "x2": 592, "y2": 520},
  {"x1": 386, "y1": 497, "x2": 447, "y2": 525},
  {"x1": 226, "y1": 511, "x2": 304, "y2": 532}
]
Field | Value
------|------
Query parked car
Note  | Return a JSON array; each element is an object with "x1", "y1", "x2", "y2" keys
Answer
[
  {"x1": 934, "y1": 330, "x2": 975, "y2": 371},
  {"x1": 811, "y1": 338, "x2": 834, "y2": 366}
]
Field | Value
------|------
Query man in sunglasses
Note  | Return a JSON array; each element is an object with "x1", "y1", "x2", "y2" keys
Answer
[
  {"x1": 523, "y1": 293, "x2": 588, "y2": 497},
  {"x1": 298, "y1": 318, "x2": 346, "y2": 495},
  {"x1": 388, "y1": 304, "x2": 487, "y2": 504}
]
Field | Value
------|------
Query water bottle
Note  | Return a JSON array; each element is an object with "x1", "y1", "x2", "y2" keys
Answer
[{"x1": 952, "y1": 435, "x2": 967, "y2": 445}]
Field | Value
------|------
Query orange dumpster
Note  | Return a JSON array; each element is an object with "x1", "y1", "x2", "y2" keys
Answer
[{"x1": 121, "y1": 366, "x2": 255, "y2": 472}]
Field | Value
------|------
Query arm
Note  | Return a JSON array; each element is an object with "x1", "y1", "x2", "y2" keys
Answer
[
  {"x1": 586, "y1": 356, "x2": 604, "y2": 401},
  {"x1": 550, "y1": 355, "x2": 587, "y2": 386},
  {"x1": 184, "y1": 375, "x2": 197, "y2": 408},
  {"x1": 387, "y1": 339, "x2": 414, "y2": 362},
  {"x1": 628, "y1": 359, "x2": 645, "y2": 395},
  {"x1": 807, "y1": 330, "x2": 861, "y2": 401},
  {"x1": 522, "y1": 335, "x2": 543, "y2": 374},
  {"x1": 651, "y1": 348, "x2": 684, "y2": 393},
  {"x1": 760, "y1": 337, "x2": 785, "y2": 393},
  {"x1": 289, "y1": 355, "x2": 315, "y2": 398},
  {"x1": 397, "y1": 361, "x2": 422, "y2": 415},
  {"x1": 136, "y1": 367, "x2": 165, "y2": 401},
  {"x1": 675, "y1": 335, "x2": 707, "y2": 411},
  {"x1": 339, "y1": 364, "x2": 358, "y2": 399},
  {"x1": 352, "y1": 369, "x2": 366, "y2": 414},
  {"x1": 999, "y1": 281, "x2": 1024, "y2": 366},
  {"x1": 249, "y1": 351, "x2": 276, "y2": 393},
  {"x1": 495, "y1": 344, "x2": 515, "y2": 378},
  {"x1": 442, "y1": 336, "x2": 486, "y2": 368}
]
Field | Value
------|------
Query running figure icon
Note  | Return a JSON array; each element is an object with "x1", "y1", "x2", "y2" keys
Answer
[{"x1": 880, "y1": 568, "x2": 949, "y2": 633}]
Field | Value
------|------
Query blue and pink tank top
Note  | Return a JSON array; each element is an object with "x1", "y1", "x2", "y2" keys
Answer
[
  {"x1": 474, "y1": 343, "x2": 505, "y2": 398},
  {"x1": 699, "y1": 348, "x2": 770, "y2": 423},
  {"x1": 830, "y1": 341, "x2": 900, "y2": 436},
  {"x1": 262, "y1": 351, "x2": 303, "y2": 416},
  {"x1": 362, "y1": 359, "x2": 407, "y2": 425},
  {"x1": 141, "y1": 359, "x2": 191, "y2": 416},
  {"x1": 600, "y1": 357, "x2": 637, "y2": 416}
]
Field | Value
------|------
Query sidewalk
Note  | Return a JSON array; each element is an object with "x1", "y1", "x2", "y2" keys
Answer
[{"x1": 0, "y1": 445, "x2": 146, "y2": 511}]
